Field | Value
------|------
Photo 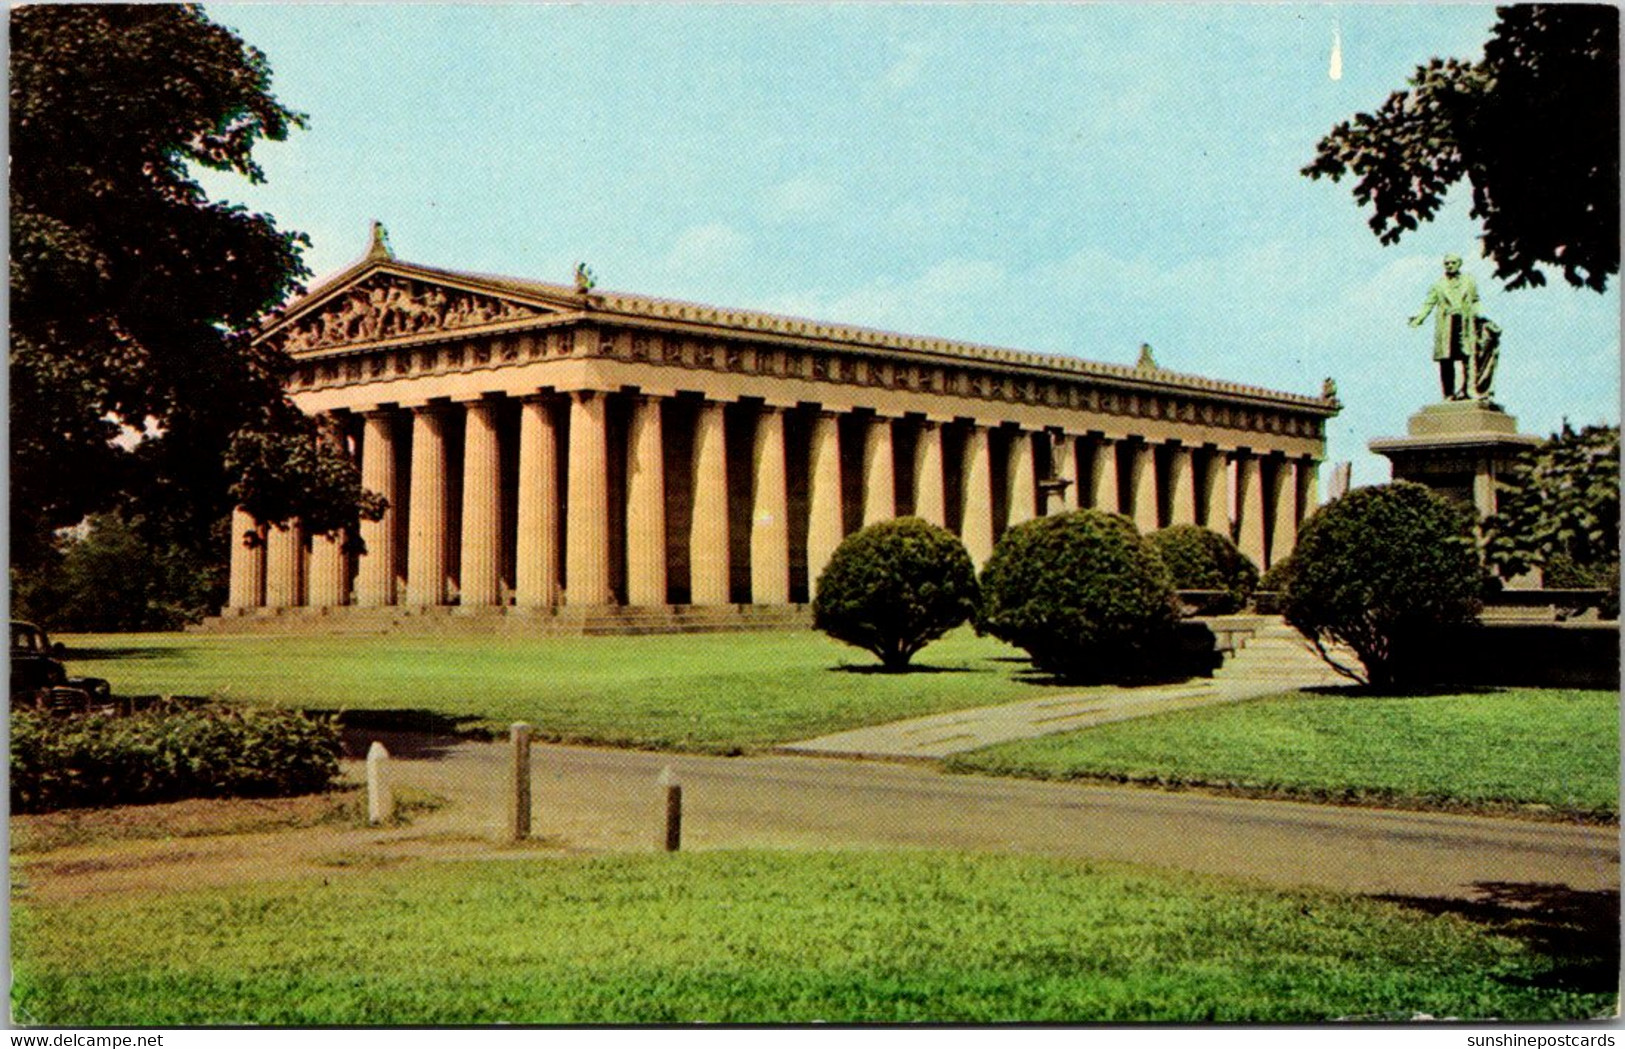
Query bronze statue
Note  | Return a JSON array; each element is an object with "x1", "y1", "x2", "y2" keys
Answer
[{"x1": 1409, "y1": 254, "x2": 1500, "y2": 402}]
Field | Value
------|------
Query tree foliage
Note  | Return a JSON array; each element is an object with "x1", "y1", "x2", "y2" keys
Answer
[
  {"x1": 1280, "y1": 483, "x2": 1485, "y2": 688},
  {"x1": 976, "y1": 511, "x2": 1180, "y2": 683},
  {"x1": 1482, "y1": 424, "x2": 1620, "y2": 589},
  {"x1": 1149, "y1": 525, "x2": 1259, "y2": 613},
  {"x1": 1303, "y1": 5, "x2": 1619, "y2": 292},
  {"x1": 12, "y1": 512, "x2": 225, "y2": 633},
  {"x1": 9, "y1": 4, "x2": 380, "y2": 574},
  {"x1": 812, "y1": 518, "x2": 979, "y2": 670}
]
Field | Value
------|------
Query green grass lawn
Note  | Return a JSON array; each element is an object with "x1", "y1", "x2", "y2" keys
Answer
[
  {"x1": 948, "y1": 689, "x2": 1621, "y2": 819},
  {"x1": 11, "y1": 850, "x2": 1614, "y2": 1024},
  {"x1": 61, "y1": 628, "x2": 1054, "y2": 751}
]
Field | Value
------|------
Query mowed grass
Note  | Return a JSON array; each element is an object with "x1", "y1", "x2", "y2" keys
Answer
[
  {"x1": 948, "y1": 689, "x2": 1621, "y2": 819},
  {"x1": 12, "y1": 851, "x2": 1614, "y2": 1024},
  {"x1": 61, "y1": 629, "x2": 1050, "y2": 751}
]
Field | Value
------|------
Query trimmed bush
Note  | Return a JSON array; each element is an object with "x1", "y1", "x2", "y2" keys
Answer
[
  {"x1": 1281, "y1": 482, "x2": 1486, "y2": 688},
  {"x1": 976, "y1": 510, "x2": 1180, "y2": 683},
  {"x1": 11, "y1": 702, "x2": 342, "y2": 813},
  {"x1": 813, "y1": 517, "x2": 979, "y2": 670},
  {"x1": 1150, "y1": 525, "x2": 1259, "y2": 613}
]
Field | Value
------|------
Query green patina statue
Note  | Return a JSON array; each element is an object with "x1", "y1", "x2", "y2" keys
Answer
[{"x1": 1409, "y1": 254, "x2": 1500, "y2": 402}]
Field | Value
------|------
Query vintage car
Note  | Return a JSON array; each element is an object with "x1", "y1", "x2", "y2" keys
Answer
[{"x1": 10, "y1": 621, "x2": 112, "y2": 714}]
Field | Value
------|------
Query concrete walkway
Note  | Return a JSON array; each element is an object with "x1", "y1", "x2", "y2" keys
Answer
[{"x1": 781, "y1": 619, "x2": 1355, "y2": 759}]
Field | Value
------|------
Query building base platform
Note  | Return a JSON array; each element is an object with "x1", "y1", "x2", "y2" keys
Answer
[{"x1": 193, "y1": 603, "x2": 814, "y2": 637}]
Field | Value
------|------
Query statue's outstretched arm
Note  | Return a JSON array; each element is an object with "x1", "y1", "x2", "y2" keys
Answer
[{"x1": 1408, "y1": 288, "x2": 1438, "y2": 327}]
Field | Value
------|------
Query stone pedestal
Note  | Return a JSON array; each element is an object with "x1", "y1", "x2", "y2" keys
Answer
[{"x1": 1368, "y1": 402, "x2": 1540, "y2": 519}]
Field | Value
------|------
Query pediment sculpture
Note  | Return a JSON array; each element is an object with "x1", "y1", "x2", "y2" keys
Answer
[{"x1": 278, "y1": 276, "x2": 544, "y2": 352}]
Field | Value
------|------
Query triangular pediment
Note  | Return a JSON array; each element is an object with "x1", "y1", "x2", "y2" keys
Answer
[{"x1": 267, "y1": 265, "x2": 564, "y2": 354}]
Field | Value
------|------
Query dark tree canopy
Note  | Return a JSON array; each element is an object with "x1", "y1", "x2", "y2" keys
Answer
[
  {"x1": 10, "y1": 4, "x2": 379, "y2": 572},
  {"x1": 1304, "y1": 5, "x2": 1619, "y2": 292},
  {"x1": 1482, "y1": 424, "x2": 1620, "y2": 587}
]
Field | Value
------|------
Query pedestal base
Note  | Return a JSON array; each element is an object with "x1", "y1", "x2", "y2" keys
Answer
[{"x1": 1368, "y1": 402, "x2": 1540, "y2": 519}]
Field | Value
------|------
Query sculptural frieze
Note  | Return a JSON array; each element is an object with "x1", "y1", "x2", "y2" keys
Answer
[{"x1": 278, "y1": 277, "x2": 542, "y2": 352}]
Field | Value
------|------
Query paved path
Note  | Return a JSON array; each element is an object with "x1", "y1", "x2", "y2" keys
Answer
[
  {"x1": 782, "y1": 620, "x2": 1353, "y2": 759},
  {"x1": 388, "y1": 737, "x2": 1617, "y2": 901},
  {"x1": 24, "y1": 735, "x2": 1615, "y2": 907}
]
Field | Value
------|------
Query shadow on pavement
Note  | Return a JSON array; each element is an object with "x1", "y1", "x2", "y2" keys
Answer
[
  {"x1": 335, "y1": 709, "x2": 499, "y2": 761},
  {"x1": 1374, "y1": 881, "x2": 1620, "y2": 995}
]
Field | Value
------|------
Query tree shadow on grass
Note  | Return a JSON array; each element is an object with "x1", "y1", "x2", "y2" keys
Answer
[
  {"x1": 1374, "y1": 882, "x2": 1620, "y2": 995},
  {"x1": 1296, "y1": 683, "x2": 1507, "y2": 699},
  {"x1": 58, "y1": 646, "x2": 177, "y2": 661},
  {"x1": 828, "y1": 663, "x2": 983, "y2": 676},
  {"x1": 334, "y1": 709, "x2": 500, "y2": 760}
]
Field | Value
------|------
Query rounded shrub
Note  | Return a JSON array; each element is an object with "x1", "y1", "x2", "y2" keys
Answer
[
  {"x1": 976, "y1": 510, "x2": 1180, "y2": 683},
  {"x1": 1149, "y1": 524, "x2": 1259, "y2": 613},
  {"x1": 1281, "y1": 481, "x2": 1486, "y2": 688},
  {"x1": 812, "y1": 516, "x2": 979, "y2": 670}
]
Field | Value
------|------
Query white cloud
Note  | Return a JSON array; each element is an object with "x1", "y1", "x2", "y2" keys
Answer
[
  {"x1": 663, "y1": 223, "x2": 750, "y2": 278},
  {"x1": 760, "y1": 176, "x2": 842, "y2": 224},
  {"x1": 883, "y1": 42, "x2": 928, "y2": 90}
]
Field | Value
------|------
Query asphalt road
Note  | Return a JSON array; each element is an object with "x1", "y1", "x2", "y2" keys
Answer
[{"x1": 385, "y1": 735, "x2": 1620, "y2": 902}]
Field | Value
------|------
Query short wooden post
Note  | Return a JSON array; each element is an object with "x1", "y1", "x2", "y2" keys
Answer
[
  {"x1": 508, "y1": 722, "x2": 533, "y2": 842},
  {"x1": 659, "y1": 766, "x2": 682, "y2": 852},
  {"x1": 366, "y1": 741, "x2": 394, "y2": 825}
]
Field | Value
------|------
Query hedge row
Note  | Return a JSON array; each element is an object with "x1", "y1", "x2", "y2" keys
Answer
[{"x1": 11, "y1": 703, "x2": 342, "y2": 813}]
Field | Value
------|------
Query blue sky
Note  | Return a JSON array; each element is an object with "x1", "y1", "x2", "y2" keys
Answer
[{"x1": 202, "y1": 3, "x2": 1619, "y2": 483}]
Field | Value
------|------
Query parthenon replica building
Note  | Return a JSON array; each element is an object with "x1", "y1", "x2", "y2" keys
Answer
[{"x1": 217, "y1": 230, "x2": 1338, "y2": 630}]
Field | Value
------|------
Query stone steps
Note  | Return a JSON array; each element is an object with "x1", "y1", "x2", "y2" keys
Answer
[{"x1": 1212, "y1": 621, "x2": 1360, "y2": 685}]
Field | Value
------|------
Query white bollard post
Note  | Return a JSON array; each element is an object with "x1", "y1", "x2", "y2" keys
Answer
[{"x1": 366, "y1": 741, "x2": 394, "y2": 825}]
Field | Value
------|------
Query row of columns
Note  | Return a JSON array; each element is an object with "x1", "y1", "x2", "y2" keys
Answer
[{"x1": 229, "y1": 393, "x2": 1315, "y2": 611}]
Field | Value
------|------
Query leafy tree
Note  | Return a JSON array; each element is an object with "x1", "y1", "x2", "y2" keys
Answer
[
  {"x1": 1281, "y1": 483, "x2": 1486, "y2": 688},
  {"x1": 10, "y1": 4, "x2": 381, "y2": 578},
  {"x1": 1303, "y1": 5, "x2": 1619, "y2": 292},
  {"x1": 976, "y1": 511, "x2": 1180, "y2": 683},
  {"x1": 1483, "y1": 424, "x2": 1620, "y2": 592},
  {"x1": 812, "y1": 518, "x2": 979, "y2": 671},
  {"x1": 13, "y1": 512, "x2": 224, "y2": 633}
]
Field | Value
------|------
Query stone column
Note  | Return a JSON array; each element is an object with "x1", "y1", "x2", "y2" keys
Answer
[
  {"x1": 1236, "y1": 452, "x2": 1267, "y2": 569},
  {"x1": 356, "y1": 411, "x2": 398, "y2": 607},
  {"x1": 911, "y1": 420, "x2": 946, "y2": 527},
  {"x1": 227, "y1": 508, "x2": 265, "y2": 609},
  {"x1": 1269, "y1": 457, "x2": 1300, "y2": 568},
  {"x1": 406, "y1": 405, "x2": 450, "y2": 606},
  {"x1": 458, "y1": 399, "x2": 503, "y2": 607},
  {"x1": 960, "y1": 423, "x2": 995, "y2": 567},
  {"x1": 750, "y1": 405, "x2": 790, "y2": 604},
  {"x1": 1006, "y1": 428, "x2": 1038, "y2": 527},
  {"x1": 1299, "y1": 457, "x2": 1320, "y2": 518},
  {"x1": 806, "y1": 410, "x2": 844, "y2": 593},
  {"x1": 1050, "y1": 432, "x2": 1080, "y2": 514},
  {"x1": 1090, "y1": 437, "x2": 1120, "y2": 513},
  {"x1": 1201, "y1": 450, "x2": 1230, "y2": 536},
  {"x1": 688, "y1": 399, "x2": 731, "y2": 605},
  {"x1": 307, "y1": 532, "x2": 347, "y2": 608},
  {"x1": 565, "y1": 390, "x2": 612, "y2": 607},
  {"x1": 861, "y1": 414, "x2": 895, "y2": 526},
  {"x1": 515, "y1": 396, "x2": 561, "y2": 608},
  {"x1": 1167, "y1": 444, "x2": 1197, "y2": 526},
  {"x1": 264, "y1": 522, "x2": 303, "y2": 609},
  {"x1": 625, "y1": 395, "x2": 668, "y2": 607},
  {"x1": 1129, "y1": 441, "x2": 1160, "y2": 533}
]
